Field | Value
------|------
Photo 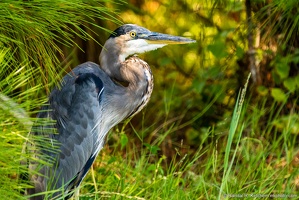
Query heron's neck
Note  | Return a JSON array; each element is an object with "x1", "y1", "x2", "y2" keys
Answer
[
  {"x1": 120, "y1": 56, "x2": 154, "y2": 117},
  {"x1": 99, "y1": 45, "x2": 153, "y2": 117},
  {"x1": 99, "y1": 40, "x2": 126, "y2": 82},
  {"x1": 99, "y1": 39, "x2": 151, "y2": 87}
]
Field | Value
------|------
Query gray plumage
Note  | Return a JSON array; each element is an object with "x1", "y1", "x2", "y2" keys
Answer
[{"x1": 26, "y1": 24, "x2": 195, "y2": 199}]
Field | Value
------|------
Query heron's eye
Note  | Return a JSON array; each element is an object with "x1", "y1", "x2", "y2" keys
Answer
[{"x1": 129, "y1": 31, "x2": 136, "y2": 38}]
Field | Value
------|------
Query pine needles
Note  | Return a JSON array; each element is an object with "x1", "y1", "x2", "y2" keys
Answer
[
  {"x1": 0, "y1": 0, "x2": 120, "y2": 89},
  {"x1": 0, "y1": 1, "x2": 118, "y2": 198}
]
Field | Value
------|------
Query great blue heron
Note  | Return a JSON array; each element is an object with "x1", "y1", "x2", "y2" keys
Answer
[{"x1": 27, "y1": 24, "x2": 195, "y2": 199}]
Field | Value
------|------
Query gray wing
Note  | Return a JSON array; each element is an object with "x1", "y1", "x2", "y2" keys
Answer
[{"x1": 32, "y1": 63, "x2": 106, "y2": 198}]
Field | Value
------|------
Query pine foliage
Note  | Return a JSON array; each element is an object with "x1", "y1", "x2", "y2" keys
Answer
[{"x1": 0, "y1": 1, "x2": 117, "y2": 198}]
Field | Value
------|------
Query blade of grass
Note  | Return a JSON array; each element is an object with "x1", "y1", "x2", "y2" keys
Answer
[{"x1": 218, "y1": 73, "x2": 251, "y2": 199}]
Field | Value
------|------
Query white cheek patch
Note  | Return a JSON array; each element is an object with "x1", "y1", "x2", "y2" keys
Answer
[{"x1": 123, "y1": 39, "x2": 166, "y2": 58}]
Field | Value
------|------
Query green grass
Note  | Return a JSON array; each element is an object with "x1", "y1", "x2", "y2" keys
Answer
[{"x1": 75, "y1": 75, "x2": 299, "y2": 199}]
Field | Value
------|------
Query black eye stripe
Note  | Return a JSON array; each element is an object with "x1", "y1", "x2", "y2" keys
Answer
[{"x1": 109, "y1": 24, "x2": 150, "y2": 38}]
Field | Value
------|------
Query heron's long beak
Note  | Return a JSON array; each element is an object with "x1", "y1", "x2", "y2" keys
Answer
[{"x1": 142, "y1": 32, "x2": 196, "y2": 45}]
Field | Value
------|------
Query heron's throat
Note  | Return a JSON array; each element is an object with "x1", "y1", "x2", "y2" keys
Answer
[
  {"x1": 99, "y1": 41, "x2": 129, "y2": 82},
  {"x1": 99, "y1": 39, "x2": 154, "y2": 112},
  {"x1": 100, "y1": 48, "x2": 154, "y2": 117}
]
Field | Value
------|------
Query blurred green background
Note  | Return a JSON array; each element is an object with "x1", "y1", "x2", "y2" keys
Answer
[{"x1": 1, "y1": 0, "x2": 299, "y2": 199}]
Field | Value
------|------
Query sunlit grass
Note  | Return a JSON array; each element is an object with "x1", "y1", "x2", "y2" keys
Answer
[{"x1": 77, "y1": 75, "x2": 299, "y2": 199}]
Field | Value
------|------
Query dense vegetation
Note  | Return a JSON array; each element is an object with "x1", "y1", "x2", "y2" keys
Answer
[{"x1": 0, "y1": 0, "x2": 298, "y2": 199}]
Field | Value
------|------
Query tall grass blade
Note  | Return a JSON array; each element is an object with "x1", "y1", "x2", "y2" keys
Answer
[{"x1": 218, "y1": 74, "x2": 251, "y2": 199}]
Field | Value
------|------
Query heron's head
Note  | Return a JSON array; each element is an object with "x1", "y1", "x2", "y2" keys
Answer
[{"x1": 102, "y1": 24, "x2": 196, "y2": 62}]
